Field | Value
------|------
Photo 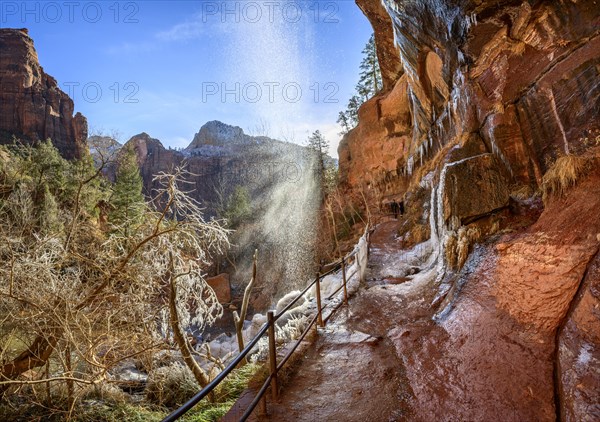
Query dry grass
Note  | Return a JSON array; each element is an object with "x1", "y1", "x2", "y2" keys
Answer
[
  {"x1": 409, "y1": 223, "x2": 431, "y2": 245},
  {"x1": 542, "y1": 154, "x2": 592, "y2": 204},
  {"x1": 145, "y1": 363, "x2": 201, "y2": 408},
  {"x1": 445, "y1": 233, "x2": 458, "y2": 268}
]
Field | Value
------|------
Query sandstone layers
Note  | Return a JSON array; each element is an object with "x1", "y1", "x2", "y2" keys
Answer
[
  {"x1": 0, "y1": 28, "x2": 87, "y2": 159},
  {"x1": 340, "y1": 0, "x2": 600, "y2": 420}
]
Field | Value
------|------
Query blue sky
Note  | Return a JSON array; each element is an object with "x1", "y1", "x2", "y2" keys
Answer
[{"x1": 1, "y1": 1, "x2": 373, "y2": 156}]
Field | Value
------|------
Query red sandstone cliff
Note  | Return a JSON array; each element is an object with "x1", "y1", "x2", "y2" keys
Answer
[
  {"x1": 341, "y1": 0, "x2": 599, "y2": 196},
  {"x1": 339, "y1": 0, "x2": 600, "y2": 420},
  {"x1": 0, "y1": 28, "x2": 87, "y2": 159}
]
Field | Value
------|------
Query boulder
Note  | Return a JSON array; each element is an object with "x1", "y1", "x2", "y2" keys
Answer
[
  {"x1": 442, "y1": 154, "x2": 509, "y2": 225},
  {"x1": 206, "y1": 273, "x2": 231, "y2": 304}
]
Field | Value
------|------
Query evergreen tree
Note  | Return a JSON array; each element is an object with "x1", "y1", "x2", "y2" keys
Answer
[
  {"x1": 28, "y1": 139, "x2": 68, "y2": 200},
  {"x1": 358, "y1": 34, "x2": 382, "y2": 98},
  {"x1": 306, "y1": 130, "x2": 339, "y2": 197},
  {"x1": 337, "y1": 34, "x2": 382, "y2": 135},
  {"x1": 307, "y1": 130, "x2": 329, "y2": 178},
  {"x1": 39, "y1": 183, "x2": 62, "y2": 233},
  {"x1": 347, "y1": 95, "x2": 361, "y2": 126},
  {"x1": 67, "y1": 152, "x2": 105, "y2": 216},
  {"x1": 337, "y1": 111, "x2": 352, "y2": 135},
  {"x1": 224, "y1": 185, "x2": 252, "y2": 228},
  {"x1": 109, "y1": 145, "x2": 144, "y2": 236}
]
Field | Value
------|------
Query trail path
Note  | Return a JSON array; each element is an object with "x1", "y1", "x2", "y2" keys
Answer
[
  {"x1": 256, "y1": 217, "x2": 559, "y2": 422},
  {"x1": 262, "y1": 220, "x2": 427, "y2": 421}
]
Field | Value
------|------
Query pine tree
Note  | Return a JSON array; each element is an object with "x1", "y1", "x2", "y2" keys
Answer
[
  {"x1": 224, "y1": 185, "x2": 252, "y2": 228},
  {"x1": 358, "y1": 34, "x2": 382, "y2": 98},
  {"x1": 337, "y1": 34, "x2": 382, "y2": 134},
  {"x1": 307, "y1": 130, "x2": 331, "y2": 196},
  {"x1": 347, "y1": 95, "x2": 361, "y2": 127},
  {"x1": 28, "y1": 139, "x2": 68, "y2": 200},
  {"x1": 109, "y1": 144, "x2": 144, "y2": 236},
  {"x1": 307, "y1": 130, "x2": 329, "y2": 176},
  {"x1": 337, "y1": 111, "x2": 351, "y2": 135}
]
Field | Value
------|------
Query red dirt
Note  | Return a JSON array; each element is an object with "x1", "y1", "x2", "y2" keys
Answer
[
  {"x1": 249, "y1": 172, "x2": 600, "y2": 421},
  {"x1": 263, "y1": 220, "x2": 415, "y2": 422}
]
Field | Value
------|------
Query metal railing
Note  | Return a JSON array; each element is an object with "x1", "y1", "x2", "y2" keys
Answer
[{"x1": 162, "y1": 225, "x2": 371, "y2": 422}]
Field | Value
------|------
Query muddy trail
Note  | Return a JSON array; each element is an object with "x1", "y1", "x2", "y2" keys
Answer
[
  {"x1": 259, "y1": 220, "x2": 433, "y2": 421},
  {"x1": 248, "y1": 218, "x2": 565, "y2": 421}
]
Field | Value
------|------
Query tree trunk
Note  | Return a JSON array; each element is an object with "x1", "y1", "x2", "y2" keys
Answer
[
  {"x1": 0, "y1": 333, "x2": 57, "y2": 396},
  {"x1": 233, "y1": 250, "x2": 258, "y2": 364},
  {"x1": 167, "y1": 260, "x2": 213, "y2": 399}
]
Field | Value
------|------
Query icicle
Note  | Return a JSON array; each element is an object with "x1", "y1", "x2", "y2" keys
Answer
[
  {"x1": 464, "y1": 12, "x2": 478, "y2": 33},
  {"x1": 407, "y1": 155, "x2": 414, "y2": 176}
]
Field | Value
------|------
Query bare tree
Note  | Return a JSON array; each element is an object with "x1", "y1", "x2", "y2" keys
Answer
[{"x1": 0, "y1": 146, "x2": 229, "y2": 409}]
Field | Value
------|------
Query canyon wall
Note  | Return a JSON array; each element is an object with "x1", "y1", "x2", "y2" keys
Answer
[
  {"x1": 0, "y1": 29, "x2": 87, "y2": 159},
  {"x1": 341, "y1": 0, "x2": 600, "y2": 420},
  {"x1": 341, "y1": 0, "x2": 599, "y2": 197}
]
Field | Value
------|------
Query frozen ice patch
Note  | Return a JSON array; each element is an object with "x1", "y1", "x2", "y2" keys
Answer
[{"x1": 577, "y1": 343, "x2": 593, "y2": 367}]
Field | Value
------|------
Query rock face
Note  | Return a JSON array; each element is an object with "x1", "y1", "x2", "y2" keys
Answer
[
  {"x1": 442, "y1": 154, "x2": 509, "y2": 225},
  {"x1": 341, "y1": 0, "x2": 600, "y2": 419},
  {"x1": 338, "y1": 75, "x2": 411, "y2": 193},
  {"x1": 341, "y1": 0, "x2": 600, "y2": 196},
  {"x1": 0, "y1": 28, "x2": 87, "y2": 159},
  {"x1": 126, "y1": 132, "x2": 183, "y2": 197},
  {"x1": 558, "y1": 247, "x2": 600, "y2": 421},
  {"x1": 126, "y1": 122, "x2": 312, "y2": 212},
  {"x1": 188, "y1": 120, "x2": 247, "y2": 148},
  {"x1": 206, "y1": 273, "x2": 232, "y2": 304}
]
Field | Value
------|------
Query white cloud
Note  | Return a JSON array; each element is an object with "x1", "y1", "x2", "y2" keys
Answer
[{"x1": 155, "y1": 18, "x2": 205, "y2": 42}]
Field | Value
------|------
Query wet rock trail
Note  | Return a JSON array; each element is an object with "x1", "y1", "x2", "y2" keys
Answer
[
  {"x1": 258, "y1": 216, "x2": 571, "y2": 421},
  {"x1": 263, "y1": 220, "x2": 428, "y2": 421}
]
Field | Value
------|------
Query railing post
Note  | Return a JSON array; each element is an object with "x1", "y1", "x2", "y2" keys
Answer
[
  {"x1": 341, "y1": 258, "x2": 348, "y2": 305},
  {"x1": 315, "y1": 273, "x2": 324, "y2": 327},
  {"x1": 267, "y1": 311, "x2": 278, "y2": 401}
]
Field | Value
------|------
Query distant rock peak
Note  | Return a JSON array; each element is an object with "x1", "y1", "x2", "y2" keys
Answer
[
  {"x1": 0, "y1": 28, "x2": 87, "y2": 159},
  {"x1": 187, "y1": 120, "x2": 249, "y2": 149}
]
